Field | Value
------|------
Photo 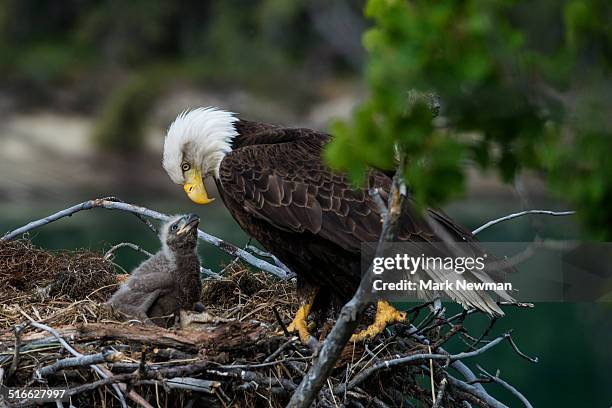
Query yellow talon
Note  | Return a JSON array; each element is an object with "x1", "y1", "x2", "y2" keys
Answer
[
  {"x1": 350, "y1": 300, "x2": 407, "y2": 342},
  {"x1": 286, "y1": 290, "x2": 318, "y2": 346}
]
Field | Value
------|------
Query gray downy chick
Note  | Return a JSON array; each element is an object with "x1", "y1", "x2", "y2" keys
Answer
[{"x1": 107, "y1": 214, "x2": 203, "y2": 327}]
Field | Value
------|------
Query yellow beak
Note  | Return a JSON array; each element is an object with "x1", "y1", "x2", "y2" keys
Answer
[{"x1": 182, "y1": 167, "x2": 215, "y2": 204}]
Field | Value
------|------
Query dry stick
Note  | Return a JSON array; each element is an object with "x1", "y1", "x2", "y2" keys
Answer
[
  {"x1": 447, "y1": 372, "x2": 510, "y2": 408},
  {"x1": 1, "y1": 197, "x2": 291, "y2": 280},
  {"x1": 345, "y1": 332, "x2": 510, "y2": 392},
  {"x1": 428, "y1": 345, "x2": 436, "y2": 405},
  {"x1": 406, "y1": 324, "x2": 487, "y2": 394},
  {"x1": 104, "y1": 241, "x2": 219, "y2": 279},
  {"x1": 263, "y1": 337, "x2": 299, "y2": 363},
  {"x1": 246, "y1": 244, "x2": 292, "y2": 272},
  {"x1": 471, "y1": 210, "x2": 575, "y2": 235},
  {"x1": 477, "y1": 365, "x2": 533, "y2": 408},
  {"x1": 506, "y1": 334, "x2": 539, "y2": 363},
  {"x1": 7, "y1": 322, "x2": 28, "y2": 381},
  {"x1": 25, "y1": 322, "x2": 155, "y2": 408},
  {"x1": 431, "y1": 378, "x2": 448, "y2": 408},
  {"x1": 22, "y1": 321, "x2": 129, "y2": 408},
  {"x1": 36, "y1": 349, "x2": 122, "y2": 378},
  {"x1": 288, "y1": 154, "x2": 408, "y2": 408},
  {"x1": 103, "y1": 196, "x2": 158, "y2": 234},
  {"x1": 104, "y1": 242, "x2": 154, "y2": 260}
]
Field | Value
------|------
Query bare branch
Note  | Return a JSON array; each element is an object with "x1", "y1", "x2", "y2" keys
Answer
[
  {"x1": 245, "y1": 244, "x2": 292, "y2": 273},
  {"x1": 368, "y1": 188, "x2": 388, "y2": 219},
  {"x1": 1, "y1": 198, "x2": 291, "y2": 279},
  {"x1": 477, "y1": 365, "x2": 533, "y2": 408},
  {"x1": 343, "y1": 332, "x2": 510, "y2": 392},
  {"x1": 432, "y1": 378, "x2": 448, "y2": 408},
  {"x1": 24, "y1": 321, "x2": 129, "y2": 408},
  {"x1": 36, "y1": 349, "x2": 123, "y2": 378},
  {"x1": 472, "y1": 210, "x2": 575, "y2": 235},
  {"x1": 506, "y1": 333, "x2": 539, "y2": 363},
  {"x1": 104, "y1": 242, "x2": 153, "y2": 259},
  {"x1": 446, "y1": 374, "x2": 509, "y2": 408},
  {"x1": 7, "y1": 322, "x2": 28, "y2": 381}
]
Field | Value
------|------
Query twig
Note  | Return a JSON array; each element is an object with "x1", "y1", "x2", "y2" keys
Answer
[
  {"x1": 36, "y1": 349, "x2": 122, "y2": 378},
  {"x1": 446, "y1": 374, "x2": 509, "y2": 408},
  {"x1": 431, "y1": 378, "x2": 448, "y2": 408},
  {"x1": 343, "y1": 332, "x2": 511, "y2": 392},
  {"x1": 138, "y1": 377, "x2": 220, "y2": 394},
  {"x1": 263, "y1": 337, "x2": 299, "y2": 363},
  {"x1": 22, "y1": 321, "x2": 129, "y2": 408},
  {"x1": 506, "y1": 334, "x2": 539, "y2": 363},
  {"x1": 103, "y1": 196, "x2": 158, "y2": 234},
  {"x1": 466, "y1": 317, "x2": 497, "y2": 351},
  {"x1": 477, "y1": 365, "x2": 533, "y2": 408},
  {"x1": 104, "y1": 242, "x2": 153, "y2": 260},
  {"x1": 428, "y1": 345, "x2": 436, "y2": 405},
  {"x1": 1, "y1": 197, "x2": 291, "y2": 279},
  {"x1": 472, "y1": 210, "x2": 575, "y2": 235},
  {"x1": 7, "y1": 322, "x2": 29, "y2": 381},
  {"x1": 368, "y1": 188, "x2": 388, "y2": 219},
  {"x1": 246, "y1": 245, "x2": 291, "y2": 272}
]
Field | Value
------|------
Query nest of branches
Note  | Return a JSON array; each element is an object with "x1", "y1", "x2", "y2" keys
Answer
[{"x1": 0, "y1": 239, "x2": 529, "y2": 408}]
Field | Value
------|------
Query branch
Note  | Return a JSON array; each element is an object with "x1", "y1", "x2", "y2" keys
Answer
[
  {"x1": 476, "y1": 365, "x2": 533, "y2": 408},
  {"x1": 7, "y1": 323, "x2": 28, "y2": 381},
  {"x1": 288, "y1": 153, "x2": 408, "y2": 408},
  {"x1": 36, "y1": 349, "x2": 123, "y2": 378},
  {"x1": 431, "y1": 378, "x2": 448, "y2": 408},
  {"x1": 472, "y1": 210, "x2": 575, "y2": 235},
  {"x1": 1, "y1": 198, "x2": 291, "y2": 280},
  {"x1": 343, "y1": 332, "x2": 510, "y2": 392},
  {"x1": 446, "y1": 374, "x2": 509, "y2": 408},
  {"x1": 245, "y1": 245, "x2": 291, "y2": 273},
  {"x1": 24, "y1": 321, "x2": 129, "y2": 408},
  {"x1": 104, "y1": 242, "x2": 153, "y2": 259}
]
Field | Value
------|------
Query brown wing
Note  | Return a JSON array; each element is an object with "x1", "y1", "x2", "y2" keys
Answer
[
  {"x1": 220, "y1": 125, "x2": 513, "y2": 314},
  {"x1": 221, "y1": 128, "x2": 382, "y2": 252}
]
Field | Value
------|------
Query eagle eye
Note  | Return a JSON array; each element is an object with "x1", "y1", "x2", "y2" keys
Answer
[
  {"x1": 171, "y1": 224, "x2": 178, "y2": 231},
  {"x1": 181, "y1": 162, "x2": 191, "y2": 172}
]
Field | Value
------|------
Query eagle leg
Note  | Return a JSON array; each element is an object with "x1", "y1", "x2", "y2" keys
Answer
[
  {"x1": 350, "y1": 300, "x2": 407, "y2": 342},
  {"x1": 286, "y1": 288, "x2": 319, "y2": 347}
]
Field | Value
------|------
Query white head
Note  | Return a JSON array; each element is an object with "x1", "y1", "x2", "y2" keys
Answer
[{"x1": 162, "y1": 107, "x2": 239, "y2": 204}]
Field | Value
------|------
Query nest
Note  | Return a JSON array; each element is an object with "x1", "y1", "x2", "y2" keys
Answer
[
  {"x1": 0, "y1": 239, "x2": 509, "y2": 408},
  {"x1": 0, "y1": 240, "x2": 118, "y2": 329}
]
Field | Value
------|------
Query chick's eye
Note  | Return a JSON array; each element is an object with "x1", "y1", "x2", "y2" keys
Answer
[
  {"x1": 181, "y1": 162, "x2": 191, "y2": 172},
  {"x1": 171, "y1": 225, "x2": 178, "y2": 231}
]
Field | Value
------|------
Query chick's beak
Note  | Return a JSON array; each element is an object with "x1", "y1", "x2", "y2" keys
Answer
[
  {"x1": 183, "y1": 167, "x2": 215, "y2": 205},
  {"x1": 176, "y1": 213, "x2": 200, "y2": 235}
]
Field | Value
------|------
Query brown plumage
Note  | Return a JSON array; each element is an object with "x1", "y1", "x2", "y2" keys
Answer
[
  {"x1": 107, "y1": 214, "x2": 203, "y2": 327},
  {"x1": 218, "y1": 120, "x2": 512, "y2": 315},
  {"x1": 162, "y1": 108, "x2": 513, "y2": 320}
]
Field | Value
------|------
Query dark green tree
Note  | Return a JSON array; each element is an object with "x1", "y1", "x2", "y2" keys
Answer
[{"x1": 326, "y1": 0, "x2": 611, "y2": 239}]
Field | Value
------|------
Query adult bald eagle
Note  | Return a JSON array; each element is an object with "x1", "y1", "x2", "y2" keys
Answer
[{"x1": 162, "y1": 107, "x2": 512, "y2": 343}]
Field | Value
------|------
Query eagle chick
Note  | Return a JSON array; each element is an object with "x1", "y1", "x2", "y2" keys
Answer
[{"x1": 107, "y1": 214, "x2": 203, "y2": 327}]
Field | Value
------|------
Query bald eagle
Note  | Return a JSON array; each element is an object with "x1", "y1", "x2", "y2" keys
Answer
[{"x1": 162, "y1": 107, "x2": 513, "y2": 343}]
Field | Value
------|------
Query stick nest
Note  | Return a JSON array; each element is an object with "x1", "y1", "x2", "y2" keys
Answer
[{"x1": 0, "y1": 240, "x2": 505, "y2": 408}]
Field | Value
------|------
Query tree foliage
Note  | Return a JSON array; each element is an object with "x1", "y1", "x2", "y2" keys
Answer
[{"x1": 326, "y1": 0, "x2": 612, "y2": 239}]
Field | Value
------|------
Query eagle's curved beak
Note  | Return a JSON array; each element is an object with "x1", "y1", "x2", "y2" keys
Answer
[{"x1": 183, "y1": 167, "x2": 215, "y2": 205}]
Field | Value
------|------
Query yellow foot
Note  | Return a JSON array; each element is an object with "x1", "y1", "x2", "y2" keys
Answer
[
  {"x1": 284, "y1": 291, "x2": 319, "y2": 348},
  {"x1": 350, "y1": 300, "x2": 407, "y2": 342}
]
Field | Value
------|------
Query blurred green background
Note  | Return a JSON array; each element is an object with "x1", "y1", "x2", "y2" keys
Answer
[{"x1": 0, "y1": 1, "x2": 610, "y2": 406}]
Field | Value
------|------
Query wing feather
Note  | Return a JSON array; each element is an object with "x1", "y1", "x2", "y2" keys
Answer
[{"x1": 219, "y1": 125, "x2": 514, "y2": 314}]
